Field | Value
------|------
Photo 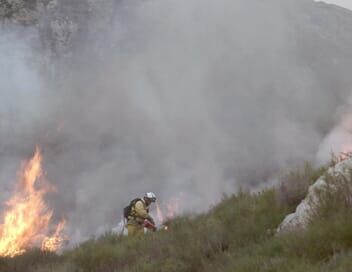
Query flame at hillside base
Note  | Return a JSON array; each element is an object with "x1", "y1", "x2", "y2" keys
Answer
[
  {"x1": 41, "y1": 219, "x2": 67, "y2": 252},
  {"x1": 0, "y1": 147, "x2": 66, "y2": 257}
]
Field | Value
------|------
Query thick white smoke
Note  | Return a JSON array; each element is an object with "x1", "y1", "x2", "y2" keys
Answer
[
  {"x1": 316, "y1": 101, "x2": 352, "y2": 163},
  {"x1": 1, "y1": 0, "x2": 352, "y2": 243}
]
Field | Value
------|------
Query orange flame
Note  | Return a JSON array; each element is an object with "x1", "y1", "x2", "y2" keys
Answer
[
  {"x1": 156, "y1": 203, "x2": 164, "y2": 224},
  {"x1": 335, "y1": 143, "x2": 352, "y2": 162},
  {"x1": 41, "y1": 219, "x2": 66, "y2": 252},
  {"x1": 0, "y1": 147, "x2": 66, "y2": 257},
  {"x1": 166, "y1": 198, "x2": 180, "y2": 219},
  {"x1": 155, "y1": 197, "x2": 181, "y2": 225}
]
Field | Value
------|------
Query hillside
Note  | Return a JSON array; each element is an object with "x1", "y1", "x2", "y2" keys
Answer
[
  {"x1": 1, "y1": 162, "x2": 352, "y2": 272},
  {"x1": 1, "y1": 1, "x2": 352, "y2": 270}
]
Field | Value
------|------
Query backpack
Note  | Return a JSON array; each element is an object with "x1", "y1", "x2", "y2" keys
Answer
[{"x1": 123, "y1": 198, "x2": 142, "y2": 220}]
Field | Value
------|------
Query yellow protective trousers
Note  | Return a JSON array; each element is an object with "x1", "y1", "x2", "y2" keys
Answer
[{"x1": 127, "y1": 224, "x2": 144, "y2": 236}]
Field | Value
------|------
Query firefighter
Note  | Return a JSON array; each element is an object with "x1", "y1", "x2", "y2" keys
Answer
[{"x1": 126, "y1": 192, "x2": 157, "y2": 236}]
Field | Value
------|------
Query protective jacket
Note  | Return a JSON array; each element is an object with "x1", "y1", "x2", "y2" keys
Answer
[{"x1": 127, "y1": 199, "x2": 153, "y2": 226}]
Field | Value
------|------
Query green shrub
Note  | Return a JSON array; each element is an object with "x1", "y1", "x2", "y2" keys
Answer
[
  {"x1": 277, "y1": 163, "x2": 327, "y2": 209},
  {"x1": 6, "y1": 162, "x2": 352, "y2": 272},
  {"x1": 0, "y1": 248, "x2": 63, "y2": 272}
]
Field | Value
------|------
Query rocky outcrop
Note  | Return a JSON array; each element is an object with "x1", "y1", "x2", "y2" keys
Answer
[
  {"x1": 2, "y1": 0, "x2": 352, "y2": 61},
  {"x1": 0, "y1": 0, "x2": 38, "y2": 24},
  {"x1": 0, "y1": 0, "x2": 118, "y2": 56},
  {"x1": 278, "y1": 158, "x2": 352, "y2": 232}
]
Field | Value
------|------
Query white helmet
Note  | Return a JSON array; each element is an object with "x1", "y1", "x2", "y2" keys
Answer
[{"x1": 144, "y1": 192, "x2": 156, "y2": 202}]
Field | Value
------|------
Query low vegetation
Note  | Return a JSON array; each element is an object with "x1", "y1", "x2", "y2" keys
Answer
[{"x1": 1, "y1": 162, "x2": 352, "y2": 272}]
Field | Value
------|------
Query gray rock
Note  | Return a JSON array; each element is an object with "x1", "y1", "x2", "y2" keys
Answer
[
  {"x1": 0, "y1": 0, "x2": 37, "y2": 24},
  {"x1": 278, "y1": 158, "x2": 352, "y2": 232}
]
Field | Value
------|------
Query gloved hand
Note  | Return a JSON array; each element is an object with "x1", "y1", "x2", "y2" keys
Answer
[{"x1": 143, "y1": 219, "x2": 156, "y2": 232}]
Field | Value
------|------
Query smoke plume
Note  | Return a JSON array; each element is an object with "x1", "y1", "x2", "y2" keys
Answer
[{"x1": 1, "y1": 0, "x2": 352, "y2": 243}]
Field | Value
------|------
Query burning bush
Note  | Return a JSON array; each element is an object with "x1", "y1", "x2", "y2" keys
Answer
[{"x1": 0, "y1": 147, "x2": 66, "y2": 257}]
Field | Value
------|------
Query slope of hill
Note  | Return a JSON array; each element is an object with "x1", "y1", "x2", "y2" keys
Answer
[
  {"x1": 1, "y1": 1, "x2": 352, "y2": 269},
  {"x1": 1, "y1": 162, "x2": 352, "y2": 272}
]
